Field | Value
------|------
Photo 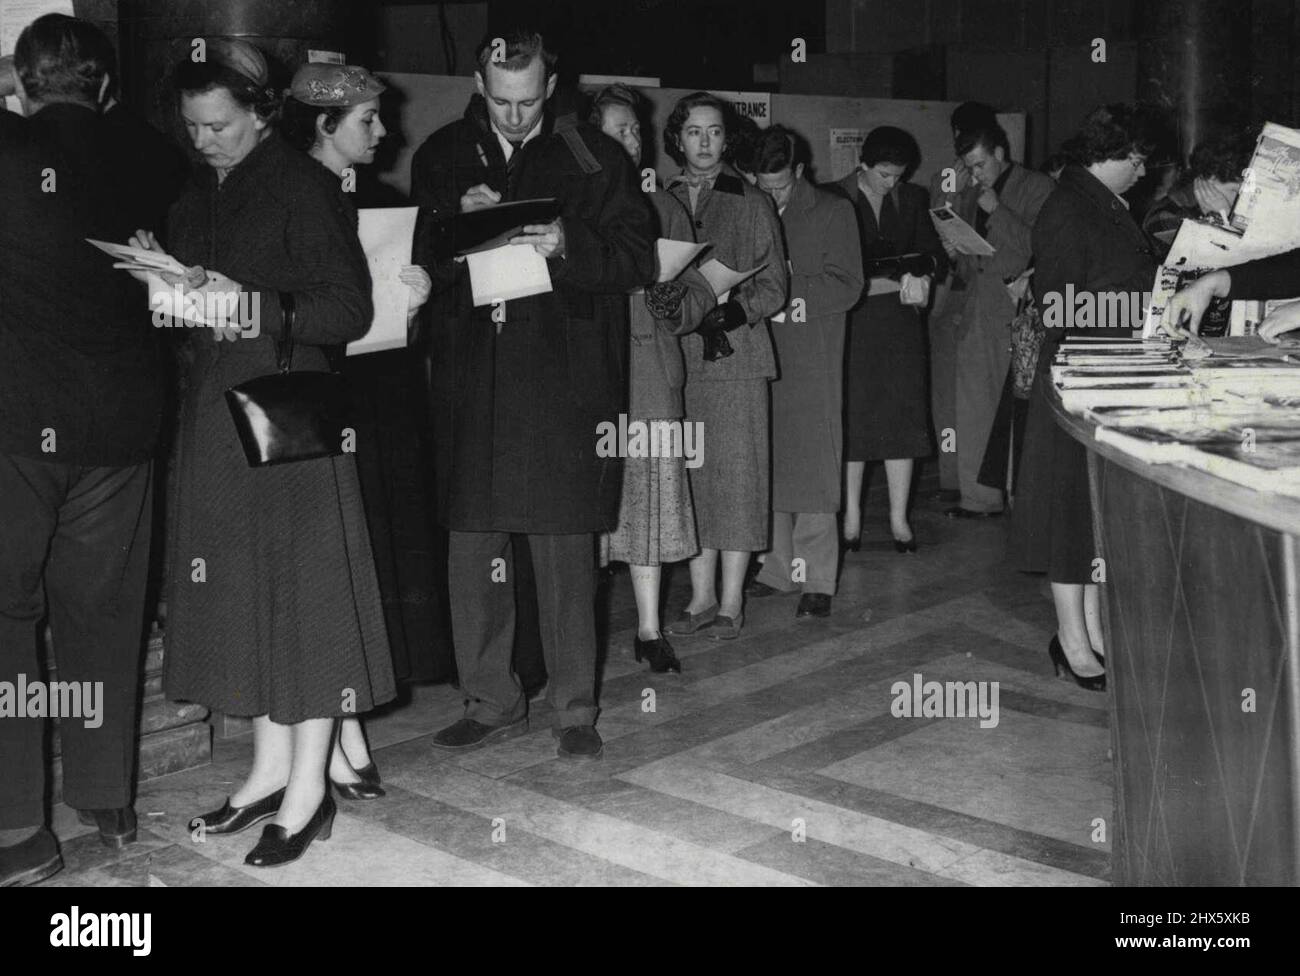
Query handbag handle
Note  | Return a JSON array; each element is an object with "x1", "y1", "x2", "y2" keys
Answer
[{"x1": 276, "y1": 292, "x2": 296, "y2": 373}]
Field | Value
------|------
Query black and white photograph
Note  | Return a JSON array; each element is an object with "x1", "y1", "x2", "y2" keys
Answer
[{"x1": 0, "y1": 0, "x2": 1294, "y2": 940}]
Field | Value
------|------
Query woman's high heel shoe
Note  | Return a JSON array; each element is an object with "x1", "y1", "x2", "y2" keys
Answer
[
  {"x1": 352, "y1": 761, "x2": 381, "y2": 789},
  {"x1": 189, "y1": 787, "x2": 285, "y2": 836},
  {"x1": 331, "y1": 774, "x2": 385, "y2": 801},
  {"x1": 634, "y1": 636, "x2": 682, "y2": 674},
  {"x1": 1048, "y1": 635, "x2": 1106, "y2": 692},
  {"x1": 893, "y1": 535, "x2": 918, "y2": 554},
  {"x1": 244, "y1": 794, "x2": 336, "y2": 868}
]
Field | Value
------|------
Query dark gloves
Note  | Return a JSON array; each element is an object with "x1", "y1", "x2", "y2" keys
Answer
[
  {"x1": 644, "y1": 281, "x2": 688, "y2": 320},
  {"x1": 696, "y1": 299, "x2": 747, "y2": 362}
]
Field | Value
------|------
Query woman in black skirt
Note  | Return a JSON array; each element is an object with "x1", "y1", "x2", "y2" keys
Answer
[
  {"x1": 1012, "y1": 104, "x2": 1158, "y2": 691},
  {"x1": 134, "y1": 41, "x2": 396, "y2": 865},
  {"x1": 280, "y1": 63, "x2": 434, "y2": 799},
  {"x1": 836, "y1": 127, "x2": 945, "y2": 550}
]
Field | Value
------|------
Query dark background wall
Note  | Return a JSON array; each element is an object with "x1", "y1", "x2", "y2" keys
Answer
[{"x1": 71, "y1": 0, "x2": 1300, "y2": 167}]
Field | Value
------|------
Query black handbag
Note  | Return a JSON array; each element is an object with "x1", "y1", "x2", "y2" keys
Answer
[{"x1": 224, "y1": 292, "x2": 350, "y2": 467}]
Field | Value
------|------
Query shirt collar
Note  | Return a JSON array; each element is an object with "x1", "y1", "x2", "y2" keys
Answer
[
  {"x1": 492, "y1": 118, "x2": 542, "y2": 160},
  {"x1": 667, "y1": 168, "x2": 721, "y2": 190}
]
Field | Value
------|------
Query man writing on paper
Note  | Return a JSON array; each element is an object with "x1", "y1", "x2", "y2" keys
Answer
[
  {"x1": 410, "y1": 28, "x2": 654, "y2": 760},
  {"x1": 944, "y1": 121, "x2": 1054, "y2": 519}
]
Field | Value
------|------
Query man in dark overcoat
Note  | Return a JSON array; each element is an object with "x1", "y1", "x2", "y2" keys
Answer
[{"x1": 410, "y1": 29, "x2": 655, "y2": 760}]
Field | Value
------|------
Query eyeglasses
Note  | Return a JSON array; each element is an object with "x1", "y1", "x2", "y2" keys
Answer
[{"x1": 1127, "y1": 154, "x2": 1148, "y2": 171}]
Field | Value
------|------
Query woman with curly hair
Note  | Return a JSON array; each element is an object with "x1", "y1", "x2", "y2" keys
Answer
[
  {"x1": 1012, "y1": 104, "x2": 1160, "y2": 691},
  {"x1": 659, "y1": 92, "x2": 788, "y2": 641}
]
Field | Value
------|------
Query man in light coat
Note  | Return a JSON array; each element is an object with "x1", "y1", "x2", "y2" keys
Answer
[
  {"x1": 944, "y1": 122, "x2": 1054, "y2": 518},
  {"x1": 749, "y1": 127, "x2": 863, "y2": 617}
]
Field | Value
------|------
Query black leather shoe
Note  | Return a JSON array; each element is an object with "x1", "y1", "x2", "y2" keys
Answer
[
  {"x1": 244, "y1": 794, "x2": 336, "y2": 868},
  {"x1": 634, "y1": 636, "x2": 681, "y2": 674},
  {"x1": 893, "y1": 536, "x2": 918, "y2": 553},
  {"x1": 796, "y1": 593, "x2": 832, "y2": 618},
  {"x1": 76, "y1": 807, "x2": 137, "y2": 850},
  {"x1": 189, "y1": 787, "x2": 285, "y2": 836},
  {"x1": 555, "y1": 725, "x2": 603, "y2": 761},
  {"x1": 352, "y1": 761, "x2": 382, "y2": 789},
  {"x1": 330, "y1": 775, "x2": 385, "y2": 801},
  {"x1": 1048, "y1": 635, "x2": 1106, "y2": 692},
  {"x1": 744, "y1": 580, "x2": 782, "y2": 598},
  {"x1": 432, "y1": 717, "x2": 527, "y2": 751},
  {"x1": 944, "y1": 507, "x2": 1003, "y2": 520},
  {"x1": 0, "y1": 828, "x2": 62, "y2": 887}
]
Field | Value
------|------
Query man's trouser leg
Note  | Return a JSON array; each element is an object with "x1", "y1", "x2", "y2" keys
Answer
[
  {"x1": 755, "y1": 511, "x2": 798, "y2": 591},
  {"x1": 49, "y1": 462, "x2": 153, "y2": 813},
  {"x1": 448, "y1": 530, "x2": 526, "y2": 726},
  {"x1": 527, "y1": 533, "x2": 598, "y2": 730},
  {"x1": 955, "y1": 314, "x2": 1011, "y2": 513},
  {"x1": 793, "y1": 512, "x2": 839, "y2": 596},
  {"x1": 0, "y1": 455, "x2": 152, "y2": 828}
]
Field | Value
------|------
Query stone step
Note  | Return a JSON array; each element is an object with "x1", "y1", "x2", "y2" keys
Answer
[
  {"x1": 51, "y1": 722, "x2": 212, "y2": 807},
  {"x1": 50, "y1": 698, "x2": 209, "y2": 757}
]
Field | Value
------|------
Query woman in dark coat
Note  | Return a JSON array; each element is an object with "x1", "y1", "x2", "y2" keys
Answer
[
  {"x1": 139, "y1": 41, "x2": 395, "y2": 866},
  {"x1": 837, "y1": 127, "x2": 946, "y2": 550},
  {"x1": 1012, "y1": 104, "x2": 1158, "y2": 691},
  {"x1": 280, "y1": 63, "x2": 433, "y2": 799}
]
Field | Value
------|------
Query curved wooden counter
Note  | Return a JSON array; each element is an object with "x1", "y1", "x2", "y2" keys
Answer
[{"x1": 1049, "y1": 390, "x2": 1300, "y2": 886}]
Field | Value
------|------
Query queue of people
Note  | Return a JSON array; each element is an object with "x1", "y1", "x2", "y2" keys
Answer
[{"x1": 6, "y1": 13, "x2": 1297, "y2": 886}]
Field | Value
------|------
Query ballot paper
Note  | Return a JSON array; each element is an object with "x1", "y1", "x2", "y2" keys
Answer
[
  {"x1": 698, "y1": 258, "x2": 765, "y2": 305},
  {"x1": 87, "y1": 238, "x2": 188, "y2": 277},
  {"x1": 347, "y1": 207, "x2": 418, "y2": 356},
  {"x1": 657, "y1": 239, "x2": 710, "y2": 282},
  {"x1": 929, "y1": 206, "x2": 995, "y2": 257},
  {"x1": 467, "y1": 243, "x2": 552, "y2": 307}
]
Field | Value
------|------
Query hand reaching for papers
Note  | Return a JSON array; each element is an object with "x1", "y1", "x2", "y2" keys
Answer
[
  {"x1": 1161, "y1": 270, "x2": 1232, "y2": 338},
  {"x1": 127, "y1": 229, "x2": 244, "y2": 341},
  {"x1": 510, "y1": 219, "x2": 565, "y2": 259},
  {"x1": 123, "y1": 229, "x2": 202, "y2": 286}
]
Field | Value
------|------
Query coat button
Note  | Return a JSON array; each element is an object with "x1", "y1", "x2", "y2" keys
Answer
[{"x1": 695, "y1": 220, "x2": 704, "y2": 229}]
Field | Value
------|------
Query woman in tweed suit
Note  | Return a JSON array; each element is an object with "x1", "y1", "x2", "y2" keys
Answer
[
  {"x1": 660, "y1": 92, "x2": 788, "y2": 641},
  {"x1": 137, "y1": 42, "x2": 395, "y2": 867},
  {"x1": 592, "y1": 85, "x2": 713, "y2": 673}
]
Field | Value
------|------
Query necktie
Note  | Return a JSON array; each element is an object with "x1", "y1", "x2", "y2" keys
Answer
[{"x1": 506, "y1": 139, "x2": 524, "y2": 179}]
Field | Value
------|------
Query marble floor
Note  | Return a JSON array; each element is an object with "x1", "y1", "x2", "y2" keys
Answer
[{"x1": 40, "y1": 486, "x2": 1113, "y2": 887}]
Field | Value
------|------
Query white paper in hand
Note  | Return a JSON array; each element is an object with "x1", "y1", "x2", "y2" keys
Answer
[
  {"x1": 146, "y1": 270, "x2": 240, "y2": 329},
  {"x1": 467, "y1": 243, "x2": 553, "y2": 307},
  {"x1": 698, "y1": 258, "x2": 765, "y2": 305},
  {"x1": 347, "y1": 206, "x2": 418, "y2": 356},
  {"x1": 656, "y1": 239, "x2": 710, "y2": 282}
]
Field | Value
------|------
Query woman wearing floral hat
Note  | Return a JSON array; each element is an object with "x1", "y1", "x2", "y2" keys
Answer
[{"x1": 281, "y1": 62, "x2": 433, "y2": 801}]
